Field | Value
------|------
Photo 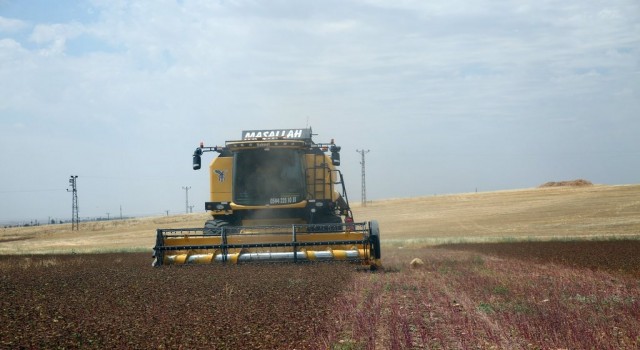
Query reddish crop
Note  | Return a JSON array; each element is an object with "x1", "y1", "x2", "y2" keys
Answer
[{"x1": 324, "y1": 242, "x2": 640, "y2": 349}]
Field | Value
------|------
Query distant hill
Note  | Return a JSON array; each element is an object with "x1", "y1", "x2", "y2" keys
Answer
[{"x1": 539, "y1": 179, "x2": 593, "y2": 188}]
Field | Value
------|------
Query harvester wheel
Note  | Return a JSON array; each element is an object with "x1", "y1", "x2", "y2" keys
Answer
[
  {"x1": 204, "y1": 219, "x2": 231, "y2": 235},
  {"x1": 369, "y1": 220, "x2": 382, "y2": 270}
]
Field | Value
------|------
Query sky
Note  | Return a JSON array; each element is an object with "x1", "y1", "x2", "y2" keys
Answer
[{"x1": 0, "y1": 0, "x2": 638, "y2": 224}]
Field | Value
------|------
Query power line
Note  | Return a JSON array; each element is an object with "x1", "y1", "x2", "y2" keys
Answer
[
  {"x1": 182, "y1": 186, "x2": 191, "y2": 214},
  {"x1": 0, "y1": 189, "x2": 66, "y2": 193},
  {"x1": 67, "y1": 176, "x2": 79, "y2": 231},
  {"x1": 356, "y1": 149, "x2": 370, "y2": 207}
]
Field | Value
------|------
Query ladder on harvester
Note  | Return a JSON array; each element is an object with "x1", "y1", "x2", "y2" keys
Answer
[{"x1": 309, "y1": 153, "x2": 330, "y2": 200}]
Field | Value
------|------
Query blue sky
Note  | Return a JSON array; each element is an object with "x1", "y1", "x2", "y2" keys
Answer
[{"x1": 1, "y1": 0, "x2": 639, "y2": 223}]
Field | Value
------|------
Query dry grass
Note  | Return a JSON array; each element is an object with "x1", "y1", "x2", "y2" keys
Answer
[
  {"x1": 1, "y1": 184, "x2": 639, "y2": 254},
  {"x1": 0, "y1": 213, "x2": 209, "y2": 255},
  {"x1": 354, "y1": 184, "x2": 640, "y2": 246}
]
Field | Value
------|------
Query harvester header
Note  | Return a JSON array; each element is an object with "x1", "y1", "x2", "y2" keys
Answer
[{"x1": 153, "y1": 128, "x2": 381, "y2": 269}]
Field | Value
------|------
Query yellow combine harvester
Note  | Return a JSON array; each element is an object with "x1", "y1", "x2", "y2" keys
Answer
[{"x1": 153, "y1": 128, "x2": 381, "y2": 269}]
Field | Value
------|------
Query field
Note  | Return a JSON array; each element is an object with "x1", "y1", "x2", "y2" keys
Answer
[{"x1": 1, "y1": 184, "x2": 640, "y2": 349}]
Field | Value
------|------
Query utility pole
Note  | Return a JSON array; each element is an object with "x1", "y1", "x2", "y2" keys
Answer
[
  {"x1": 182, "y1": 186, "x2": 191, "y2": 214},
  {"x1": 67, "y1": 175, "x2": 79, "y2": 230},
  {"x1": 356, "y1": 150, "x2": 370, "y2": 207}
]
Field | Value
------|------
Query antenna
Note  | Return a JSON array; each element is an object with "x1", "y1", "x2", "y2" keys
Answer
[
  {"x1": 67, "y1": 175, "x2": 79, "y2": 230},
  {"x1": 356, "y1": 150, "x2": 370, "y2": 207},
  {"x1": 182, "y1": 186, "x2": 191, "y2": 214}
]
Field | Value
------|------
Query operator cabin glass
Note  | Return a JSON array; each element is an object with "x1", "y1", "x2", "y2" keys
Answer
[{"x1": 233, "y1": 149, "x2": 306, "y2": 206}]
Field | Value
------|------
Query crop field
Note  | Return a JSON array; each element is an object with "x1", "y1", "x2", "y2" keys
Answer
[
  {"x1": 1, "y1": 184, "x2": 640, "y2": 349},
  {"x1": 2, "y1": 244, "x2": 639, "y2": 349}
]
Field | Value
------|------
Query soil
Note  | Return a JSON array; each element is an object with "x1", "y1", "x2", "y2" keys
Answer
[{"x1": 0, "y1": 254, "x2": 353, "y2": 349}]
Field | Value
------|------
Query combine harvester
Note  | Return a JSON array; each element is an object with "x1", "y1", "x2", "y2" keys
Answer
[{"x1": 153, "y1": 128, "x2": 381, "y2": 269}]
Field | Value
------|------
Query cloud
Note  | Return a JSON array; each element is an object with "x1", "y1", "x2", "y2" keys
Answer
[
  {"x1": 29, "y1": 22, "x2": 85, "y2": 55},
  {"x1": 0, "y1": 38, "x2": 27, "y2": 59},
  {"x1": 0, "y1": 0, "x2": 638, "y2": 221},
  {"x1": 0, "y1": 16, "x2": 28, "y2": 32}
]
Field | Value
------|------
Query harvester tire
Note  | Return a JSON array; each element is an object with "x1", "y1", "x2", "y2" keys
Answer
[
  {"x1": 204, "y1": 219, "x2": 231, "y2": 235},
  {"x1": 369, "y1": 220, "x2": 381, "y2": 270}
]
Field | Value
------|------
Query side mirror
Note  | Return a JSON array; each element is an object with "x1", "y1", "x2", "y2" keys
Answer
[
  {"x1": 330, "y1": 145, "x2": 341, "y2": 166},
  {"x1": 193, "y1": 148, "x2": 202, "y2": 170}
]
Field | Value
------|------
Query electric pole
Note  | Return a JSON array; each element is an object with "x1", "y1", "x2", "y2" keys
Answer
[
  {"x1": 356, "y1": 150, "x2": 370, "y2": 207},
  {"x1": 67, "y1": 175, "x2": 79, "y2": 230},
  {"x1": 182, "y1": 186, "x2": 191, "y2": 214}
]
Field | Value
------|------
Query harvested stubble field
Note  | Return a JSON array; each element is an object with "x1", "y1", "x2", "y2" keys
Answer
[{"x1": 1, "y1": 184, "x2": 640, "y2": 349}]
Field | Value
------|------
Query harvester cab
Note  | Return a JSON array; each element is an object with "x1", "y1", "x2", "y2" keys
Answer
[{"x1": 153, "y1": 128, "x2": 381, "y2": 269}]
